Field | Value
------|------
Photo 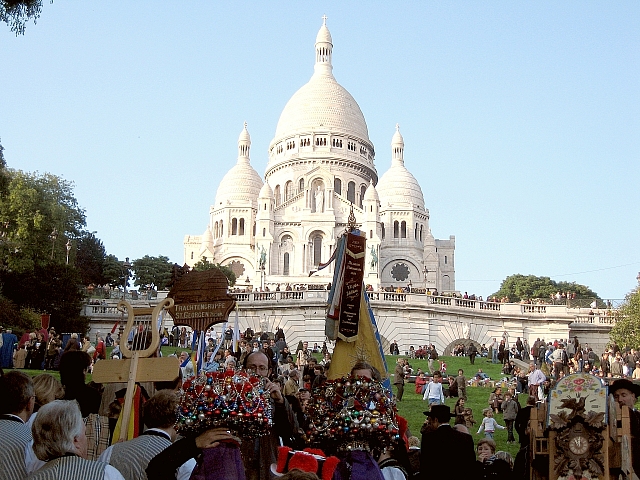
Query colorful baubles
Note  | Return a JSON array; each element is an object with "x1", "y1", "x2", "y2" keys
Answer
[
  {"x1": 304, "y1": 375, "x2": 400, "y2": 454},
  {"x1": 176, "y1": 369, "x2": 273, "y2": 438}
]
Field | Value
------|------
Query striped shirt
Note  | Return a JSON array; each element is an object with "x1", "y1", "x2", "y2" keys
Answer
[
  {"x1": 99, "y1": 429, "x2": 196, "y2": 480},
  {"x1": 25, "y1": 454, "x2": 123, "y2": 480},
  {"x1": 0, "y1": 415, "x2": 32, "y2": 480}
]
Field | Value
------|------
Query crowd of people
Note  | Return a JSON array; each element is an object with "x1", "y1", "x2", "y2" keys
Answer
[{"x1": 1, "y1": 324, "x2": 639, "y2": 480}]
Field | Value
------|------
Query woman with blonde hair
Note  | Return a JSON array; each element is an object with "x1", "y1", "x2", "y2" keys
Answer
[{"x1": 32, "y1": 374, "x2": 64, "y2": 410}]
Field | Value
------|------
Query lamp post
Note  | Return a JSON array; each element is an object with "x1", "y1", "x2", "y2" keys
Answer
[
  {"x1": 122, "y1": 257, "x2": 131, "y2": 299},
  {"x1": 65, "y1": 240, "x2": 72, "y2": 265},
  {"x1": 260, "y1": 264, "x2": 265, "y2": 291},
  {"x1": 49, "y1": 228, "x2": 58, "y2": 260}
]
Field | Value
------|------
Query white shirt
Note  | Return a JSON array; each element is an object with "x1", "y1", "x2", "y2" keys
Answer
[
  {"x1": 98, "y1": 429, "x2": 196, "y2": 480},
  {"x1": 422, "y1": 381, "x2": 445, "y2": 403}
]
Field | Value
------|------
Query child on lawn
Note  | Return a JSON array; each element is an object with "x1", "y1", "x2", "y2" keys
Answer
[{"x1": 477, "y1": 407, "x2": 506, "y2": 439}]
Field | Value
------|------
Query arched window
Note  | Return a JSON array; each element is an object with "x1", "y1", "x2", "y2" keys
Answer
[
  {"x1": 299, "y1": 178, "x2": 304, "y2": 193},
  {"x1": 445, "y1": 255, "x2": 448, "y2": 265},
  {"x1": 190, "y1": 252, "x2": 194, "y2": 260},
  {"x1": 214, "y1": 222, "x2": 218, "y2": 238},
  {"x1": 369, "y1": 230, "x2": 373, "y2": 239},
  {"x1": 253, "y1": 222, "x2": 256, "y2": 236},
  {"x1": 313, "y1": 234, "x2": 322, "y2": 266},
  {"x1": 401, "y1": 221, "x2": 407, "y2": 238},
  {"x1": 415, "y1": 223, "x2": 418, "y2": 240},
  {"x1": 285, "y1": 181, "x2": 293, "y2": 200},
  {"x1": 232, "y1": 218, "x2": 238, "y2": 235},
  {"x1": 283, "y1": 253, "x2": 290, "y2": 276},
  {"x1": 360, "y1": 185, "x2": 366, "y2": 208},
  {"x1": 239, "y1": 218, "x2": 245, "y2": 235},
  {"x1": 420, "y1": 225, "x2": 423, "y2": 242},
  {"x1": 263, "y1": 228, "x2": 266, "y2": 237},
  {"x1": 393, "y1": 221, "x2": 399, "y2": 238},
  {"x1": 381, "y1": 224, "x2": 385, "y2": 240},
  {"x1": 220, "y1": 220, "x2": 223, "y2": 237},
  {"x1": 264, "y1": 203, "x2": 267, "y2": 210},
  {"x1": 347, "y1": 181, "x2": 355, "y2": 203},
  {"x1": 274, "y1": 185, "x2": 281, "y2": 206},
  {"x1": 334, "y1": 178, "x2": 342, "y2": 196}
]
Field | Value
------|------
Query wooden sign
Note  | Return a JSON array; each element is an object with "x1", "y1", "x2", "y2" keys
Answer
[{"x1": 167, "y1": 268, "x2": 236, "y2": 332}]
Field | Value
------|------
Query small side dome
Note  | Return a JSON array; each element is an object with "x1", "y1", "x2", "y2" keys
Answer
[
  {"x1": 377, "y1": 126, "x2": 425, "y2": 210},
  {"x1": 363, "y1": 179, "x2": 379, "y2": 202},
  {"x1": 259, "y1": 182, "x2": 274, "y2": 199},
  {"x1": 201, "y1": 226, "x2": 214, "y2": 247},
  {"x1": 214, "y1": 123, "x2": 263, "y2": 207}
]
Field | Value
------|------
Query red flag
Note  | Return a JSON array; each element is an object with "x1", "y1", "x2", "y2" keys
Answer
[{"x1": 111, "y1": 322, "x2": 119, "y2": 334}]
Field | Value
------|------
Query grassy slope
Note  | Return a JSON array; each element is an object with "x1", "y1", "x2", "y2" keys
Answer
[{"x1": 388, "y1": 354, "x2": 522, "y2": 457}]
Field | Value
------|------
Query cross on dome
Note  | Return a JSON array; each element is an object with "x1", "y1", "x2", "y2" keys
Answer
[{"x1": 322, "y1": 14, "x2": 327, "y2": 25}]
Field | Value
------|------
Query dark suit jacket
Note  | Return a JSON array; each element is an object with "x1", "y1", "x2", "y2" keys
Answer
[{"x1": 420, "y1": 424, "x2": 475, "y2": 479}]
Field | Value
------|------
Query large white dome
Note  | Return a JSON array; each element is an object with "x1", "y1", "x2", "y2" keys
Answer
[
  {"x1": 272, "y1": 19, "x2": 370, "y2": 144},
  {"x1": 274, "y1": 75, "x2": 369, "y2": 141}
]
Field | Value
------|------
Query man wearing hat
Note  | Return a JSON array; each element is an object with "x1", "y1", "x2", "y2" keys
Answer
[
  {"x1": 420, "y1": 405, "x2": 475, "y2": 478},
  {"x1": 609, "y1": 378, "x2": 640, "y2": 474}
]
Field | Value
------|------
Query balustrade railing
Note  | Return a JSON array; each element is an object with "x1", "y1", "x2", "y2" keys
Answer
[
  {"x1": 522, "y1": 305, "x2": 547, "y2": 314},
  {"x1": 573, "y1": 314, "x2": 617, "y2": 325}
]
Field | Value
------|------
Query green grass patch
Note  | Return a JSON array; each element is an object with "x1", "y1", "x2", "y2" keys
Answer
[{"x1": 389, "y1": 354, "x2": 521, "y2": 457}]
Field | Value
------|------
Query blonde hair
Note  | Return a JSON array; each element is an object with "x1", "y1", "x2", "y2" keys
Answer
[
  {"x1": 32, "y1": 374, "x2": 64, "y2": 411},
  {"x1": 482, "y1": 407, "x2": 493, "y2": 416}
]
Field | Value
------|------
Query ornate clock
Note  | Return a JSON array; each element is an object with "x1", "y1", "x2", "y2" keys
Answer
[
  {"x1": 567, "y1": 433, "x2": 589, "y2": 456},
  {"x1": 547, "y1": 373, "x2": 607, "y2": 480}
]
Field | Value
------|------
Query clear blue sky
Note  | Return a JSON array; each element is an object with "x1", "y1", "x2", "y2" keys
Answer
[{"x1": 1, "y1": 2, "x2": 638, "y2": 300}]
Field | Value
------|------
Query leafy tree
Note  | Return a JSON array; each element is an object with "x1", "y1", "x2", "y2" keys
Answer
[
  {"x1": 1, "y1": 0, "x2": 47, "y2": 35},
  {"x1": 609, "y1": 287, "x2": 640, "y2": 350},
  {"x1": 0, "y1": 169, "x2": 86, "y2": 272},
  {"x1": 131, "y1": 255, "x2": 173, "y2": 290},
  {"x1": 192, "y1": 258, "x2": 236, "y2": 287},
  {"x1": 75, "y1": 231, "x2": 107, "y2": 286},
  {"x1": 491, "y1": 274, "x2": 600, "y2": 303},
  {"x1": 0, "y1": 139, "x2": 9, "y2": 197},
  {"x1": 0, "y1": 263, "x2": 88, "y2": 333},
  {"x1": 103, "y1": 254, "x2": 129, "y2": 289}
]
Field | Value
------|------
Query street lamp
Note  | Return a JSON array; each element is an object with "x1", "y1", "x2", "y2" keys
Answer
[
  {"x1": 122, "y1": 257, "x2": 131, "y2": 299},
  {"x1": 65, "y1": 240, "x2": 72, "y2": 265},
  {"x1": 49, "y1": 228, "x2": 58, "y2": 260},
  {"x1": 260, "y1": 264, "x2": 265, "y2": 291}
]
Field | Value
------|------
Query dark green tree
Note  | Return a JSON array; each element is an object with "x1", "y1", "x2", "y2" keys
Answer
[
  {"x1": 192, "y1": 258, "x2": 236, "y2": 287},
  {"x1": 75, "y1": 231, "x2": 107, "y2": 286},
  {"x1": 609, "y1": 287, "x2": 640, "y2": 350},
  {"x1": 131, "y1": 255, "x2": 173, "y2": 290},
  {"x1": 103, "y1": 254, "x2": 129, "y2": 289},
  {"x1": 491, "y1": 274, "x2": 599, "y2": 303},
  {"x1": 1, "y1": 0, "x2": 47, "y2": 35},
  {"x1": 0, "y1": 263, "x2": 88, "y2": 333}
]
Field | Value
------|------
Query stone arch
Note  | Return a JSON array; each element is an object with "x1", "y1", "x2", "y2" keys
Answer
[{"x1": 442, "y1": 338, "x2": 482, "y2": 357}]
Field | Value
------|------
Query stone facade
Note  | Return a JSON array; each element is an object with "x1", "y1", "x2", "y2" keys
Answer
[{"x1": 183, "y1": 19, "x2": 455, "y2": 292}]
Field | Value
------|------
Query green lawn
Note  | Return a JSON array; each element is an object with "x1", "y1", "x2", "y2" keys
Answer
[{"x1": 388, "y1": 354, "x2": 522, "y2": 458}]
